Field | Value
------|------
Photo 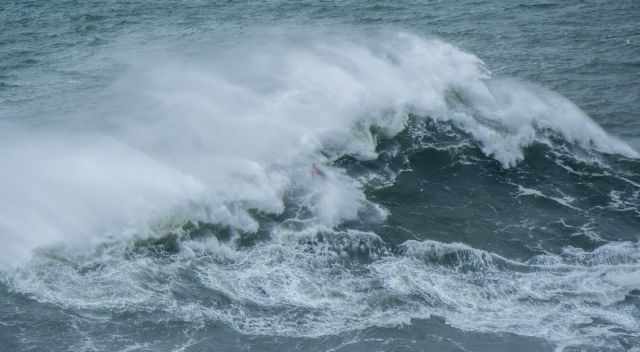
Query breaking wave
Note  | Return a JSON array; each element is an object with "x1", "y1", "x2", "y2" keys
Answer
[{"x1": 2, "y1": 31, "x2": 639, "y2": 351}]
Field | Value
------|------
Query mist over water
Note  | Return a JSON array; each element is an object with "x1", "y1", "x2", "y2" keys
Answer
[{"x1": 2, "y1": 2, "x2": 640, "y2": 352}]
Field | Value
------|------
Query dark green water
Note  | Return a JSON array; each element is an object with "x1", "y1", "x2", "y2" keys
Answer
[{"x1": 1, "y1": 1, "x2": 639, "y2": 351}]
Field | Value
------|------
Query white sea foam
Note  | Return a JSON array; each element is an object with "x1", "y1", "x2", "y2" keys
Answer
[
  {"x1": 513, "y1": 184, "x2": 582, "y2": 211},
  {"x1": 5, "y1": 233, "x2": 639, "y2": 351}
]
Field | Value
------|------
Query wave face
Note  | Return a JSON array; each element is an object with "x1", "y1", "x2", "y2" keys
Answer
[{"x1": 2, "y1": 9, "x2": 640, "y2": 352}]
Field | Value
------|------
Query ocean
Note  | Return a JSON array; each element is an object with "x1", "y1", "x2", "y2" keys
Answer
[{"x1": 1, "y1": 1, "x2": 639, "y2": 351}]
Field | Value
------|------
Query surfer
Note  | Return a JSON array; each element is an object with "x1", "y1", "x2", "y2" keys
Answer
[{"x1": 311, "y1": 163, "x2": 326, "y2": 178}]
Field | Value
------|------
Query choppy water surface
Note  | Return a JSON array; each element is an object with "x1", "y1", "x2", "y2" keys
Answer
[{"x1": 1, "y1": 1, "x2": 639, "y2": 351}]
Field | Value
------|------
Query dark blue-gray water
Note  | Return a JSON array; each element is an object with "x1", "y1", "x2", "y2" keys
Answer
[{"x1": 1, "y1": 1, "x2": 639, "y2": 351}]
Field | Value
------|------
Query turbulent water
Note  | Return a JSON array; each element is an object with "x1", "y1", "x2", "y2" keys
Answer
[{"x1": 1, "y1": 1, "x2": 640, "y2": 351}]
